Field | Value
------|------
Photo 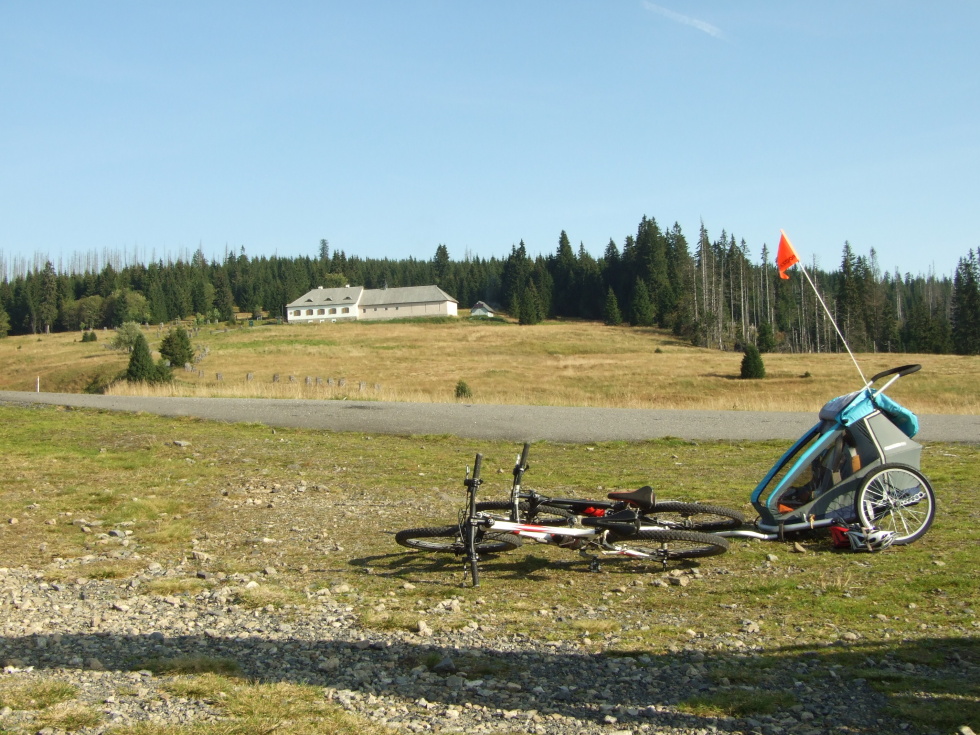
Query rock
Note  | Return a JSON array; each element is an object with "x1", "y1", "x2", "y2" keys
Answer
[{"x1": 431, "y1": 656, "x2": 456, "y2": 674}]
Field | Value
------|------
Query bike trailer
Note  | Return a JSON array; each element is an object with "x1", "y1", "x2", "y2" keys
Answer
[{"x1": 746, "y1": 365, "x2": 934, "y2": 544}]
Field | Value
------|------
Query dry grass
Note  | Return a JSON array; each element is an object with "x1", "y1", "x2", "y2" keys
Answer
[{"x1": 2, "y1": 319, "x2": 979, "y2": 413}]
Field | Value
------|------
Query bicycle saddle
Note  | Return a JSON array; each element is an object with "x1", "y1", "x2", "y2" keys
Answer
[{"x1": 607, "y1": 485, "x2": 655, "y2": 511}]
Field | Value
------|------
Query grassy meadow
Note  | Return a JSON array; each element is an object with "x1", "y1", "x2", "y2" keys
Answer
[
  {"x1": 0, "y1": 404, "x2": 977, "y2": 733},
  {"x1": 1, "y1": 318, "x2": 979, "y2": 412},
  {"x1": 1, "y1": 319, "x2": 978, "y2": 733}
]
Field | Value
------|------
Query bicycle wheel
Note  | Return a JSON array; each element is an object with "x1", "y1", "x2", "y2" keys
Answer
[
  {"x1": 475, "y1": 501, "x2": 574, "y2": 525},
  {"x1": 394, "y1": 526, "x2": 522, "y2": 554},
  {"x1": 643, "y1": 501, "x2": 745, "y2": 531},
  {"x1": 607, "y1": 528, "x2": 729, "y2": 559},
  {"x1": 854, "y1": 464, "x2": 935, "y2": 545}
]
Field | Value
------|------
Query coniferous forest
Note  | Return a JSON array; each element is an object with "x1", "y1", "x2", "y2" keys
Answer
[{"x1": 1, "y1": 215, "x2": 979, "y2": 356}]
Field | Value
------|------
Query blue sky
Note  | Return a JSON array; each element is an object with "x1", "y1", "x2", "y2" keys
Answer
[{"x1": 2, "y1": 1, "x2": 977, "y2": 278}]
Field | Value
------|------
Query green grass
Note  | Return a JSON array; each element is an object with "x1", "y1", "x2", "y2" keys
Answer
[
  {"x1": 0, "y1": 403, "x2": 977, "y2": 734},
  {"x1": 0, "y1": 680, "x2": 78, "y2": 710},
  {"x1": 140, "y1": 656, "x2": 244, "y2": 677},
  {"x1": 679, "y1": 688, "x2": 798, "y2": 717}
]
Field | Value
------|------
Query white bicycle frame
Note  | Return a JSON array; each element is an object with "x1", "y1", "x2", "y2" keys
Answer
[{"x1": 476, "y1": 516, "x2": 662, "y2": 559}]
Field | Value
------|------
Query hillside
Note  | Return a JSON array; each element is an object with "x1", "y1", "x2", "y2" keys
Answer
[{"x1": 1, "y1": 320, "x2": 976, "y2": 413}]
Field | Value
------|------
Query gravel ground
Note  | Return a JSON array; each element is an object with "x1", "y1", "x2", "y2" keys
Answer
[
  {"x1": 3, "y1": 479, "x2": 974, "y2": 735},
  {"x1": 0, "y1": 563, "x2": 910, "y2": 735}
]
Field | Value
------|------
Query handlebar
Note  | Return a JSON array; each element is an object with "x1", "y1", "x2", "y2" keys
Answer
[
  {"x1": 867, "y1": 364, "x2": 921, "y2": 399},
  {"x1": 868, "y1": 364, "x2": 921, "y2": 385}
]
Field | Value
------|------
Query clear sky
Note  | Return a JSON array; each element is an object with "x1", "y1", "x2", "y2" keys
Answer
[{"x1": 2, "y1": 1, "x2": 977, "y2": 278}]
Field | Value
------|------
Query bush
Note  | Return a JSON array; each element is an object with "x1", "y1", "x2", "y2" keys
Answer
[
  {"x1": 81, "y1": 331, "x2": 97, "y2": 343},
  {"x1": 740, "y1": 344, "x2": 766, "y2": 379},
  {"x1": 454, "y1": 379, "x2": 473, "y2": 400},
  {"x1": 109, "y1": 322, "x2": 145, "y2": 352}
]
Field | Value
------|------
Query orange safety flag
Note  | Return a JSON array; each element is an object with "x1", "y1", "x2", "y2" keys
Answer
[{"x1": 776, "y1": 230, "x2": 800, "y2": 279}]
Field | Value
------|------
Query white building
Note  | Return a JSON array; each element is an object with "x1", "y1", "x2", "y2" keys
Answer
[
  {"x1": 470, "y1": 301, "x2": 495, "y2": 318},
  {"x1": 285, "y1": 285, "x2": 458, "y2": 323}
]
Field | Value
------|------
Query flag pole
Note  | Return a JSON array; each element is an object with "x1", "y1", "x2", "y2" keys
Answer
[
  {"x1": 795, "y1": 262, "x2": 867, "y2": 386},
  {"x1": 777, "y1": 230, "x2": 867, "y2": 386}
]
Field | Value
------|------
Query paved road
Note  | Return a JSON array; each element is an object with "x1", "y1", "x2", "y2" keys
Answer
[{"x1": 0, "y1": 391, "x2": 976, "y2": 443}]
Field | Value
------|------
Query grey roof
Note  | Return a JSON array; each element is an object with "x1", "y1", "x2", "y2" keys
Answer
[
  {"x1": 287, "y1": 286, "x2": 363, "y2": 308},
  {"x1": 358, "y1": 285, "x2": 458, "y2": 306}
]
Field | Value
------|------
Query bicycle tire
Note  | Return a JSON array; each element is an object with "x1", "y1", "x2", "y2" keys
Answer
[
  {"x1": 394, "y1": 526, "x2": 522, "y2": 554},
  {"x1": 607, "y1": 528, "x2": 729, "y2": 559},
  {"x1": 643, "y1": 501, "x2": 745, "y2": 531},
  {"x1": 475, "y1": 501, "x2": 575, "y2": 525},
  {"x1": 854, "y1": 463, "x2": 935, "y2": 545}
]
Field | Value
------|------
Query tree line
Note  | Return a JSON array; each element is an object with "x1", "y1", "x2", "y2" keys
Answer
[{"x1": 1, "y1": 219, "x2": 978, "y2": 355}]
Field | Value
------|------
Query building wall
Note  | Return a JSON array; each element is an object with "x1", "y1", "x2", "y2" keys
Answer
[
  {"x1": 358, "y1": 300, "x2": 457, "y2": 320},
  {"x1": 286, "y1": 306, "x2": 357, "y2": 323},
  {"x1": 286, "y1": 300, "x2": 457, "y2": 323}
]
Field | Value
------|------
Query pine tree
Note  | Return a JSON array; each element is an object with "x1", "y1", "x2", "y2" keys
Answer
[
  {"x1": 757, "y1": 322, "x2": 776, "y2": 353},
  {"x1": 38, "y1": 261, "x2": 59, "y2": 333},
  {"x1": 126, "y1": 333, "x2": 157, "y2": 382},
  {"x1": 159, "y1": 326, "x2": 194, "y2": 367},
  {"x1": 952, "y1": 250, "x2": 980, "y2": 355},
  {"x1": 603, "y1": 288, "x2": 622, "y2": 326},
  {"x1": 629, "y1": 279, "x2": 655, "y2": 327},
  {"x1": 740, "y1": 344, "x2": 765, "y2": 379},
  {"x1": 518, "y1": 282, "x2": 543, "y2": 325}
]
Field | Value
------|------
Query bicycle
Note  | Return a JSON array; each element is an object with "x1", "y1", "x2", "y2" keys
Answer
[
  {"x1": 395, "y1": 448, "x2": 730, "y2": 586},
  {"x1": 474, "y1": 442, "x2": 745, "y2": 532}
]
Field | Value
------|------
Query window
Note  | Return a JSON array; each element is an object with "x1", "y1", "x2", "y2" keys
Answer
[
  {"x1": 317, "y1": 309, "x2": 325, "y2": 315},
  {"x1": 329, "y1": 308, "x2": 336, "y2": 315},
  {"x1": 305, "y1": 309, "x2": 313, "y2": 316},
  {"x1": 341, "y1": 307, "x2": 349, "y2": 314}
]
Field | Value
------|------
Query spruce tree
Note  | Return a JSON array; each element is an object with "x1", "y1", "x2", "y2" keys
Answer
[
  {"x1": 629, "y1": 279, "x2": 655, "y2": 327},
  {"x1": 757, "y1": 323, "x2": 776, "y2": 353},
  {"x1": 952, "y1": 250, "x2": 980, "y2": 355},
  {"x1": 126, "y1": 333, "x2": 157, "y2": 382},
  {"x1": 159, "y1": 326, "x2": 194, "y2": 367},
  {"x1": 603, "y1": 288, "x2": 623, "y2": 326},
  {"x1": 740, "y1": 344, "x2": 765, "y2": 379},
  {"x1": 518, "y1": 282, "x2": 543, "y2": 325}
]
